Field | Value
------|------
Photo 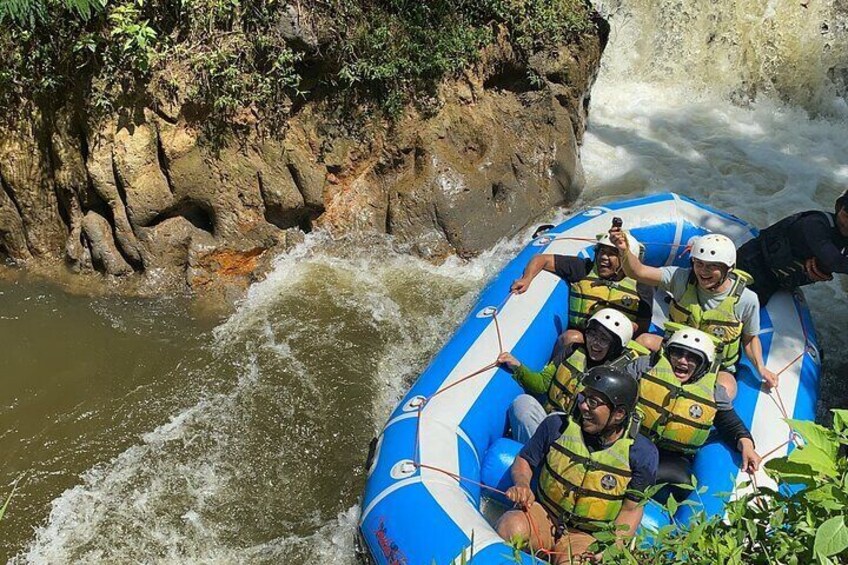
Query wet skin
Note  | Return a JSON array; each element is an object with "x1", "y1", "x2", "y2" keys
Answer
[
  {"x1": 577, "y1": 389, "x2": 625, "y2": 436},
  {"x1": 668, "y1": 347, "x2": 702, "y2": 382},
  {"x1": 596, "y1": 244, "x2": 623, "y2": 279},
  {"x1": 585, "y1": 327, "x2": 613, "y2": 362},
  {"x1": 691, "y1": 258, "x2": 730, "y2": 291}
]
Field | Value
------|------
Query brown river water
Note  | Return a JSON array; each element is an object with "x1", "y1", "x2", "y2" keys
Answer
[{"x1": 4, "y1": 0, "x2": 848, "y2": 561}]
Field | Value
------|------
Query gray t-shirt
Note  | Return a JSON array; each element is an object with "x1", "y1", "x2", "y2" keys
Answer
[{"x1": 659, "y1": 266, "x2": 761, "y2": 336}]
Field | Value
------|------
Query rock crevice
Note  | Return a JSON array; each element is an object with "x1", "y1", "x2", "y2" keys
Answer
[{"x1": 0, "y1": 22, "x2": 607, "y2": 296}]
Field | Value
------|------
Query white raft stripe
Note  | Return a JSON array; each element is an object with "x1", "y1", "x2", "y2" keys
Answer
[{"x1": 733, "y1": 291, "x2": 806, "y2": 497}]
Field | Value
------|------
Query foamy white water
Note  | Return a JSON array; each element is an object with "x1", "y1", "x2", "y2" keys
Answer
[{"x1": 18, "y1": 1, "x2": 848, "y2": 562}]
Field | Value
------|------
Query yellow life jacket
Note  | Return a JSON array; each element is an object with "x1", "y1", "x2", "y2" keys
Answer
[
  {"x1": 545, "y1": 341, "x2": 651, "y2": 414},
  {"x1": 638, "y1": 353, "x2": 718, "y2": 454},
  {"x1": 668, "y1": 269, "x2": 752, "y2": 369},
  {"x1": 568, "y1": 264, "x2": 642, "y2": 330},
  {"x1": 538, "y1": 418, "x2": 634, "y2": 529}
]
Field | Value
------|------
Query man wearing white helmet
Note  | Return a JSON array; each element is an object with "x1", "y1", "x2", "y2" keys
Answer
[
  {"x1": 737, "y1": 189, "x2": 848, "y2": 304},
  {"x1": 499, "y1": 308, "x2": 652, "y2": 442},
  {"x1": 511, "y1": 231, "x2": 654, "y2": 348},
  {"x1": 609, "y1": 227, "x2": 776, "y2": 398},
  {"x1": 637, "y1": 326, "x2": 761, "y2": 500}
]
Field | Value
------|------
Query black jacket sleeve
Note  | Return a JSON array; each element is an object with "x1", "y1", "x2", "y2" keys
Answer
[
  {"x1": 714, "y1": 408, "x2": 753, "y2": 448},
  {"x1": 553, "y1": 256, "x2": 591, "y2": 282},
  {"x1": 801, "y1": 215, "x2": 848, "y2": 274}
]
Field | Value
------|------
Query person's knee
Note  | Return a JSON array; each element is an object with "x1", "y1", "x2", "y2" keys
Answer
[
  {"x1": 637, "y1": 333, "x2": 663, "y2": 352},
  {"x1": 509, "y1": 395, "x2": 546, "y2": 442},
  {"x1": 718, "y1": 371, "x2": 737, "y2": 400},
  {"x1": 496, "y1": 510, "x2": 530, "y2": 544}
]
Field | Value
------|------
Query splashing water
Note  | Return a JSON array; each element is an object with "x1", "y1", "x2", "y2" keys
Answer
[{"x1": 13, "y1": 0, "x2": 848, "y2": 562}]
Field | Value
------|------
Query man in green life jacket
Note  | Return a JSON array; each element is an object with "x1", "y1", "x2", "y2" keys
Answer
[
  {"x1": 511, "y1": 232, "x2": 654, "y2": 348},
  {"x1": 496, "y1": 367, "x2": 658, "y2": 564},
  {"x1": 498, "y1": 308, "x2": 651, "y2": 443},
  {"x1": 609, "y1": 229, "x2": 776, "y2": 399},
  {"x1": 638, "y1": 326, "x2": 761, "y2": 502}
]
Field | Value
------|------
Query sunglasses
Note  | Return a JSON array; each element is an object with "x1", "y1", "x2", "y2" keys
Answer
[
  {"x1": 668, "y1": 347, "x2": 704, "y2": 365},
  {"x1": 586, "y1": 328, "x2": 613, "y2": 347},
  {"x1": 577, "y1": 392, "x2": 609, "y2": 410}
]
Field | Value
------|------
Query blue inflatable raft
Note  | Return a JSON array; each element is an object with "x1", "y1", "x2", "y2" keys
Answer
[{"x1": 357, "y1": 193, "x2": 820, "y2": 564}]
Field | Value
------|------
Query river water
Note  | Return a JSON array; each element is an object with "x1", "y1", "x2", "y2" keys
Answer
[{"x1": 3, "y1": 1, "x2": 848, "y2": 562}]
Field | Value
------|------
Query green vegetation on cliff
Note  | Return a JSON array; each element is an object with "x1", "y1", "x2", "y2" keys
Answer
[{"x1": 0, "y1": 0, "x2": 595, "y2": 127}]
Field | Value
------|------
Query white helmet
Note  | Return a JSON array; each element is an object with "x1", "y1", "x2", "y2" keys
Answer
[
  {"x1": 596, "y1": 232, "x2": 645, "y2": 260},
  {"x1": 587, "y1": 308, "x2": 633, "y2": 349},
  {"x1": 665, "y1": 327, "x2": 716, "y2": 378},
  {"x1": 690, "y1": 234, "x2": 736, "y2": 268}
]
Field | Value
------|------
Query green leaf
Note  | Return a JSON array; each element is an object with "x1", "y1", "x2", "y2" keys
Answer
[
  {"x1": 789, "y1": 445, "x2": 839, "y2": 478},
  {"x1": 833, "y1": 410, "x2": 848, "y2": 435},
  {"x1": 764, "y1": 457, "x2": 817, "y2": 486},
  {"x1": 815, "y1": 516, "x2": 848, "y2": 558},
  {"x1": 788, "y1": 419, "x2": 839, "y2": 460},
  {"x1": 0, "y1": 479, "x2": 19, "y2": 522},
  {"x1": 666, "y1": 495, "x2": 679, "y2": 516}
]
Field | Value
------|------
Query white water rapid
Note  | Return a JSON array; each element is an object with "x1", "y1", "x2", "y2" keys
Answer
[{"x1": 16, "y1": 1, "x2": 848, "y2": 562}]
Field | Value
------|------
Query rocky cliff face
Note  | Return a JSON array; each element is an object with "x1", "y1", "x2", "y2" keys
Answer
[{"x1": 0, "y1": 25, "x2": 607, "y2": 298}]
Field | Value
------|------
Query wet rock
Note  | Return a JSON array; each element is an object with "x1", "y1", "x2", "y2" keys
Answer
[
  {"x1": 0, "y1": 12, "x2": 607, "y2": 297},
  {"x1": 0, "y1": 120, "x2": 67, "y2": 258},
  {"x1": 112, "y1": 120, "x2": 174, "y2": 227},
  {"x1": 86, "y1": 125, "x2": 145, "y2": 268},
  {"x1": 81, "y1": 211, "x2": 133, "y2": 276}
]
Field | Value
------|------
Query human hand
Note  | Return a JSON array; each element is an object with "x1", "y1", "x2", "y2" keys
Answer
[
  {"x1": 804, "y1": 257, "x2": 833, "y2": 282},
  {"x1": 497, "y1": 352, "x2": 521, "y2": 370},
  {"x1": 760, "y1": 366, "x2": 779, "y2": 389},
  {"x1": 505, "y1": 484, "x2": 535, "y2": 508},
  {"x1": 511, "y1": 276, "x2": 532, "y2": 294},
  {"x1": 738, "y1": 438, "x2": 761, "y2": 473},
  {"x1": 608, "y1": 228, "x2": 630, "y2": 253}
]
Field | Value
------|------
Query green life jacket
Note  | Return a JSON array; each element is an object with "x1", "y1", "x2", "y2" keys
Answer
[
  {"x1": 538, "y1": 418, "x2": 634, "y2": 529},
  {"x1": 568, "y1": 264, "x2": 642, "y2": 330},
  {"x1": 668, "y1": 269, "x2": 752, "y2": 369},
  {"x1": 545, "y1": 341, "x2": 651, "y2": 414},
  {"x1": 638, "y1": 352, "x2": 719, "y2": 454}
]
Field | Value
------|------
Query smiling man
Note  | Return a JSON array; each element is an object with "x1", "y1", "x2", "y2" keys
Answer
[
  {"x1": 609, "y1": 229, "x2": 776, "y2": 397},
  {"x1": 737, "y1": 189, "x2": 848, "y2": 305},
  {"x1": 511, "y1": 232, "x2": 654, "y2": 347},
  {"x1": 496, "y1": 367, "x2": 657, "y2": 564},
  {"x1": 637, "y1": 327, "x2": 761, "y2": 501}
]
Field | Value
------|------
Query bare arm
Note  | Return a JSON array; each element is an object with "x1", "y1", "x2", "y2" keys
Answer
[
  {"x1": 511, "y1": 254, "x2": 556, "y2": 294},
  {"x1": 612, "y1": 498, "x2": 644, "y2": 545},
  {"x1": 609, "y1": 229, "x2": 663, "y2": 286},
  {"x1": 743, "y1": 334, "x2": 778, "y2": 389},
  {"x1": 737, "y1": 437, "x2": 762, "y2": 473},
  {"x1": 505, "y1": 456, "x2": 536, "y2": 508}
]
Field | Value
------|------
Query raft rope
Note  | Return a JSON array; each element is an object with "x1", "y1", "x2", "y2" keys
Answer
[{"x1": 403, "y1": 274, "x2": 813, "y2": 561}]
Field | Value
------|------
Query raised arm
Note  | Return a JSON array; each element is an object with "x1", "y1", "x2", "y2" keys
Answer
[
  {"x1": 511, "y1": 254, "x2": 556, "y2": 294},
  {"x1": 609, "y1": 228, "x2": 663, "y2": 286}
]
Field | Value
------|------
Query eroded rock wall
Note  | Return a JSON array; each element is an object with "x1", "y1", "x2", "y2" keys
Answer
[{"x1": 0, "y1": 25, "x2": 607, "y2": 296}]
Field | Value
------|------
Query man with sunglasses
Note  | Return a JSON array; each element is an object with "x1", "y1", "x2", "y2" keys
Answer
[
  {"x1": 510, "y1": 232, "x2": 654, "y2": 348},
  {"x1": 496, "y1": 367, "x2": 658, "y2": 563},
  {"x1": 637, "y1": 326, "x2": 761, "y2": 501},
  {"x1": 499, "y1": 308, "x2": 652, "y2": 443}
]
